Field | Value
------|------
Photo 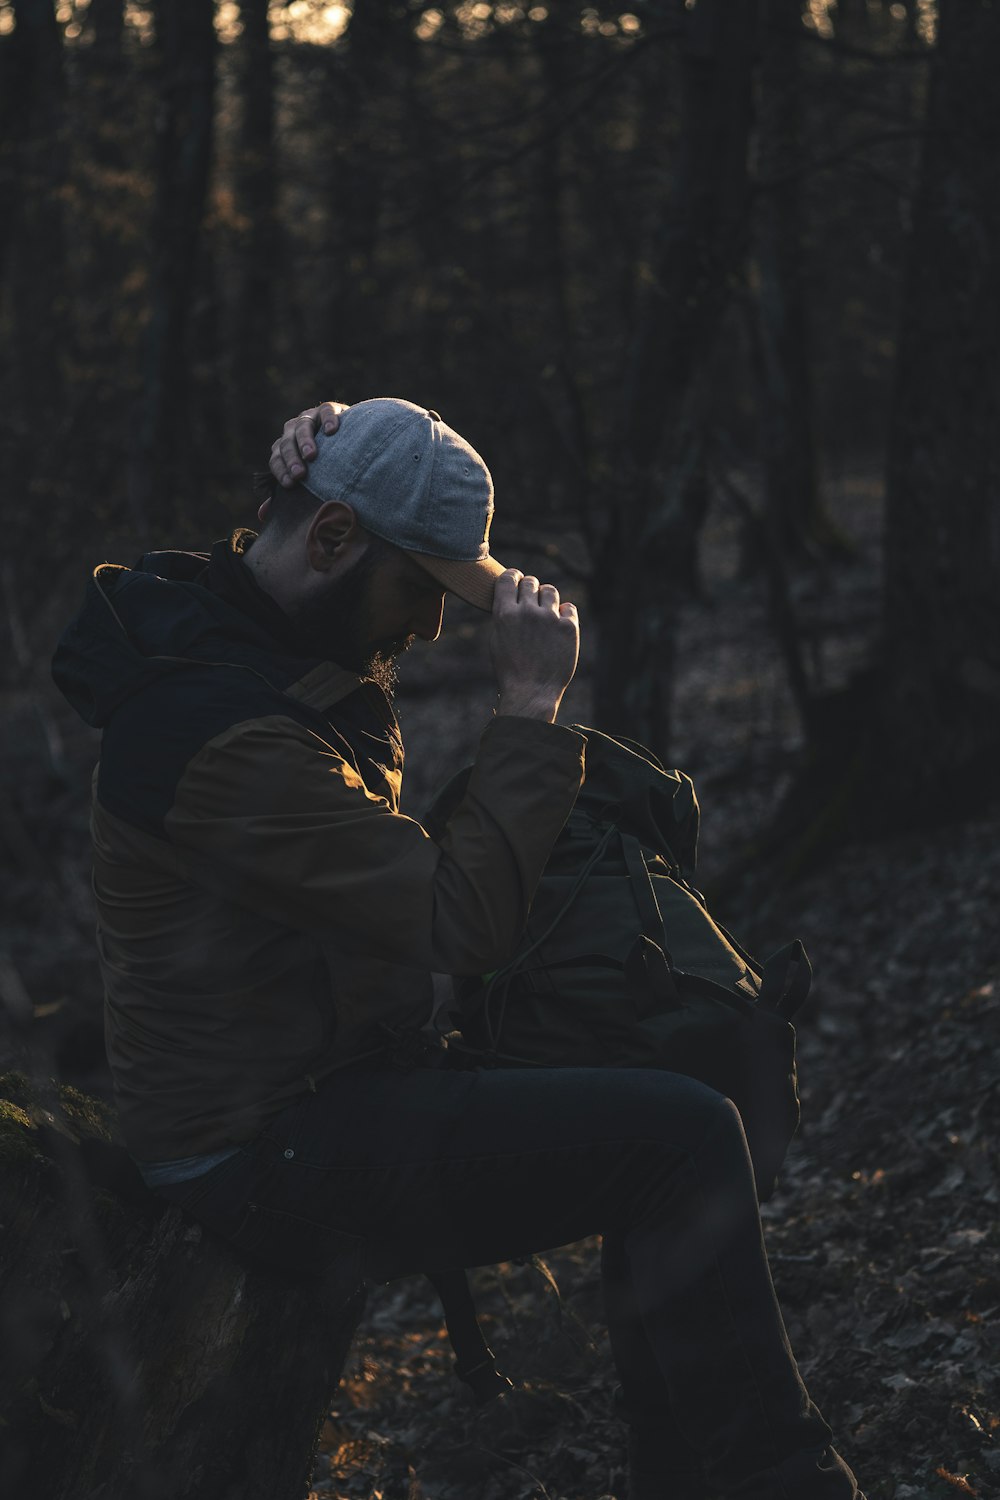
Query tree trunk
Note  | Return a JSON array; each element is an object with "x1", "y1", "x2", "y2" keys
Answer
[
  {"x1": 591, "y1": 0, "x2": 758, "y2": 758},
  {"x1": 900, "y1": 0, "x2": 921, "y2": 48},
  {"x1": 89, "y1": 0, "x2": 125, "y2": 58},
  {"x1": 314, "y1": 0, "x2": 404, "y2": 397},
  {"x1": 752, "y1": 0, "x2": 848, "y2": 566},
  {"x1": 82, "y1": 0, "x2": 128, "y2": 170},
  {"x1": 0, "y1": 1073, "x2": 366, "y2": 1500},
  {"x1": 131, "y1": 0, "x2": 218, "y2": 522},
  {"x1": 729, "y1": 0, "x2": 1000, "y2": 881},
  {"x1": 878, "y1": 0, "x2": 1000, "y2": 811},
  {"x1": 831, "y1": 0, "x2": 872, "y2": 38},
  {"x1": 1, "y1": 0, "x2": 69, "y2": 419},
  {"x1": 532, "y1": 9, "x2": 593, "y2": 508},
  {"x1": 233, "y1": 0, "x2": 278, "y2": 452}
]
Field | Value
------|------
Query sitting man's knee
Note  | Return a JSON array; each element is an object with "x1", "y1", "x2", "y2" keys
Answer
[{"x1": 624, "y1": 1068, "x2": 743, "y2": 1147}]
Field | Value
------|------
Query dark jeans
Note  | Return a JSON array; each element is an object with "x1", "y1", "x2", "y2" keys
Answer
[{"x1": 156, "y1": 1063, "x2": 860, "y2": 1500}]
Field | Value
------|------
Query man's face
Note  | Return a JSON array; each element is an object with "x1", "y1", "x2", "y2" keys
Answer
[{"x1": 288, "y1": 538, "x2": 445, "y2": 694}]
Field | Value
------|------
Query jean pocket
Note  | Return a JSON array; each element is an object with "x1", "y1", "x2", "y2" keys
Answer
[
  {"x1": 175, "y1": 1150, "x2": 248, "y2": 1204},
  {"x1": 231, "y1": 1200, "x2": 366, "y2": 1287}
]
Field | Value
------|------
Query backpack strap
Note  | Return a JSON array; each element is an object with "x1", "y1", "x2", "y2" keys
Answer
[
  {"x1": 758, "y1": 940, "x2": 812, "y2": 1021},
  {"x1": 426, "y1": 1269, "x2": 514, "y2": 1405},
  {"x1": 620, "y1": 833, "x2": 682, "y2": 1015}
]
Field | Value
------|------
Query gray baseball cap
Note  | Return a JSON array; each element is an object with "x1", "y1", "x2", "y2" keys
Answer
[{"x1": 300, "y1": 397, "x2": 506, "y2": 611}]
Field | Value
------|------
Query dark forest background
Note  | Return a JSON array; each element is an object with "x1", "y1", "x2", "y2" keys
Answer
[
  {"x1": 3, "y1": 0, "x2": 998, "y2": 827},
  {"x1": 2, "y1": 4, "x2": 1000, "y2": 1500}
]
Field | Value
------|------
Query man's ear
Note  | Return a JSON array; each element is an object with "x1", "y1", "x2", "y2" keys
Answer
[{"x1": 306, "y1": 500, "x2": 361, "y2": 572}]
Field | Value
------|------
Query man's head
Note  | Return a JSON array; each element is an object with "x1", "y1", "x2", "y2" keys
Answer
[{"x1": 246, "y1": 399, "x2": 506, "y2": 690}]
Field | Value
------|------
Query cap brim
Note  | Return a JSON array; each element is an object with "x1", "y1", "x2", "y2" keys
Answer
[{"x1": 408, "y1": 551, "x2": 506, "y2": 611}]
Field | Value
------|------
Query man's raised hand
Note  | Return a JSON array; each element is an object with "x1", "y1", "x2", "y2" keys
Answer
[
  {"x1": 269, "y1": 401, "x2": 348, "y2": 488},
  {"x1": 490, "y1": 569, "x2": 580, "y2": 724}
]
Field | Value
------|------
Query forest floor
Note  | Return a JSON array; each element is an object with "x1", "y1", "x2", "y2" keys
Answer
[{"x1": 2, "y1": 470, "x2": 998, "y2": 1499}]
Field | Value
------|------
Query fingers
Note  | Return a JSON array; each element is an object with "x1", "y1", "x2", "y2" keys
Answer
[
  {"x1": 493, "y1": 569, "x2": 571, "y2": 613},
  {"x1": 269, "y1": 400, "x2": 347, "y2": 488},
  {"x1": 490, "y1": 563, "x2": 580, "y2": 717},
  {"x1": 318, "y1": 400, "x2": 346, "y2": 435},
  {"x1": 517, "y1": 577, "x2": 567, "y2": 613},
  {"x1": 271, "y1": 415, "x2": 313, "y2": 488},
  {"x1": 493, "y1": 568, "x2": 524, "y2": 612}
]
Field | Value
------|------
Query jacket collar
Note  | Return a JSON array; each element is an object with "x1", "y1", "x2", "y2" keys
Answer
[{"x1": 52, "y1": 532, "x2": 391, "y2": 728}]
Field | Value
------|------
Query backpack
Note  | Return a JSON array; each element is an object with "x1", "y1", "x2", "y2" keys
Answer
[{"x1": 427, "y1": 724, "x2": 811, "y2": 1205}]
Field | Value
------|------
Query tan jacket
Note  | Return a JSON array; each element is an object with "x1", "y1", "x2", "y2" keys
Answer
[{"x1": 52, "y1": 538, "x2": 586, "y2": 1159}]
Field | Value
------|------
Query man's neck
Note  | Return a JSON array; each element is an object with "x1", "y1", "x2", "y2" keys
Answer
[
  {"x1": 201, "y1": 531, "x2": 314, "y2": 659},
  {"x1": 241, "y1": 535, "x2": 297, "y2": 616}
]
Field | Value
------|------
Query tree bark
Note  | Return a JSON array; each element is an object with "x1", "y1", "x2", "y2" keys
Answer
[
  {"x1": 314, "y1": 0, "x2": 407, "y2": 396},
  {"x1": 878, "y1": 0, "x2": 1000, "y2": 811},
  {"x1": 233, "y1": 0, "x2": 278, "y2": 452},
  {"x1": 753, "y1": 0, "x2": 848, "y2": 565},
  {"x1": 591, "y1": 0, "x2": 758, "y2": 758},
  {"x1": 1, "y1": 0, "x2": 69, "y2": 418},
  {"x1": 89, "y1": 0, "x2": 125, "y2": 58},
  {"x1": 131, "y1": 0, "x2": 218, "y2": 522},
  {"x1": 0, "y1": 1073, "x2": 366, "y2": 1500}
]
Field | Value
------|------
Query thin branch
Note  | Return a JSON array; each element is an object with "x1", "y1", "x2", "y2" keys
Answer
[
  {"x1": 411, "y1": 36, "x2": 641, "y2": 141},
  {"x1": 752, "y1": 127, "x2": 932, "y2": 196},
  {"x1": 306, "y1": 29, "x2": 672, "y2": 249},
  {"x1": 836, "y1": 154, "x2": 916, "y2": 198},
  {"x1": 422, "y1": 36, "x2": 660, "y2": 217}
]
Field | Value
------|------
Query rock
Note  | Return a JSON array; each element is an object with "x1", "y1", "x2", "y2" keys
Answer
[{"x1": 0, "y1": 1072, "x2": 366, "y2": 1500}]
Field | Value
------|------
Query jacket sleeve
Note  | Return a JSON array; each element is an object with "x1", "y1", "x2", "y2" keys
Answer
[{"x1": 164, "y1": 713, "x2": 586, "y2": 975}]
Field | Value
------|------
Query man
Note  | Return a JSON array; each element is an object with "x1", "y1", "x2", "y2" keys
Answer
[{"x1": 52, "y1": 398, "x2": 863, "y2": 1500}]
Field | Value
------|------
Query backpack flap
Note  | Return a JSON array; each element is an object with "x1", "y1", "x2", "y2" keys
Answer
[
  {"x1": 651, "y1": 873, "x2": 761, "y2": 999},
  {"x1": 567, "y1": 725, "x2": 698, "y2": 874},
  {"x1": 668, "y1": 771, "x2": 700, "y2": 878},
  {"x1": 758, "y1": 940, "x2": 812, "y2": 1021}
]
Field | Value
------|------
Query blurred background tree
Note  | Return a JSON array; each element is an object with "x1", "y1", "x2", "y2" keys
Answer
[{"x1": 1, "y1": 0, "x2": 997, "y2": 856}]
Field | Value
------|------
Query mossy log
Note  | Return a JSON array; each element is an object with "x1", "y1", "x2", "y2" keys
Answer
[{"x1": 0, "y1": 1072, "x2": 367, "y2": 1500}]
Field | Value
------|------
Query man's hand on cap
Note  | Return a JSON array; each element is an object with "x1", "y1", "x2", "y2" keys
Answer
[
  {"x1": 491, "y1": 569, "x2": 580, "y2": 725},
  {"x1": 269, "y1": 401, "x2": 348, "y2": 488}
]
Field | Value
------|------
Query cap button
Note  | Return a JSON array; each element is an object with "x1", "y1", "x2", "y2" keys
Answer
[{"x1": 426, "y1": 409, "x2": 442, "y2": 421}]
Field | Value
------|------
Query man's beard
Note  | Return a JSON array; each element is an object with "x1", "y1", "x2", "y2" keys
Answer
[
  {"x1": 359, "y1": 639, "x2": 412, "y2": 698},
  {"x1": 287, "y1": 548, "x2": 414, "y2": 697}
]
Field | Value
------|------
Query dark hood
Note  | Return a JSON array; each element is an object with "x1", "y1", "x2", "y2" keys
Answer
[{"x1": 51, "y1": 532, "x2": 326, "y2": 729}]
